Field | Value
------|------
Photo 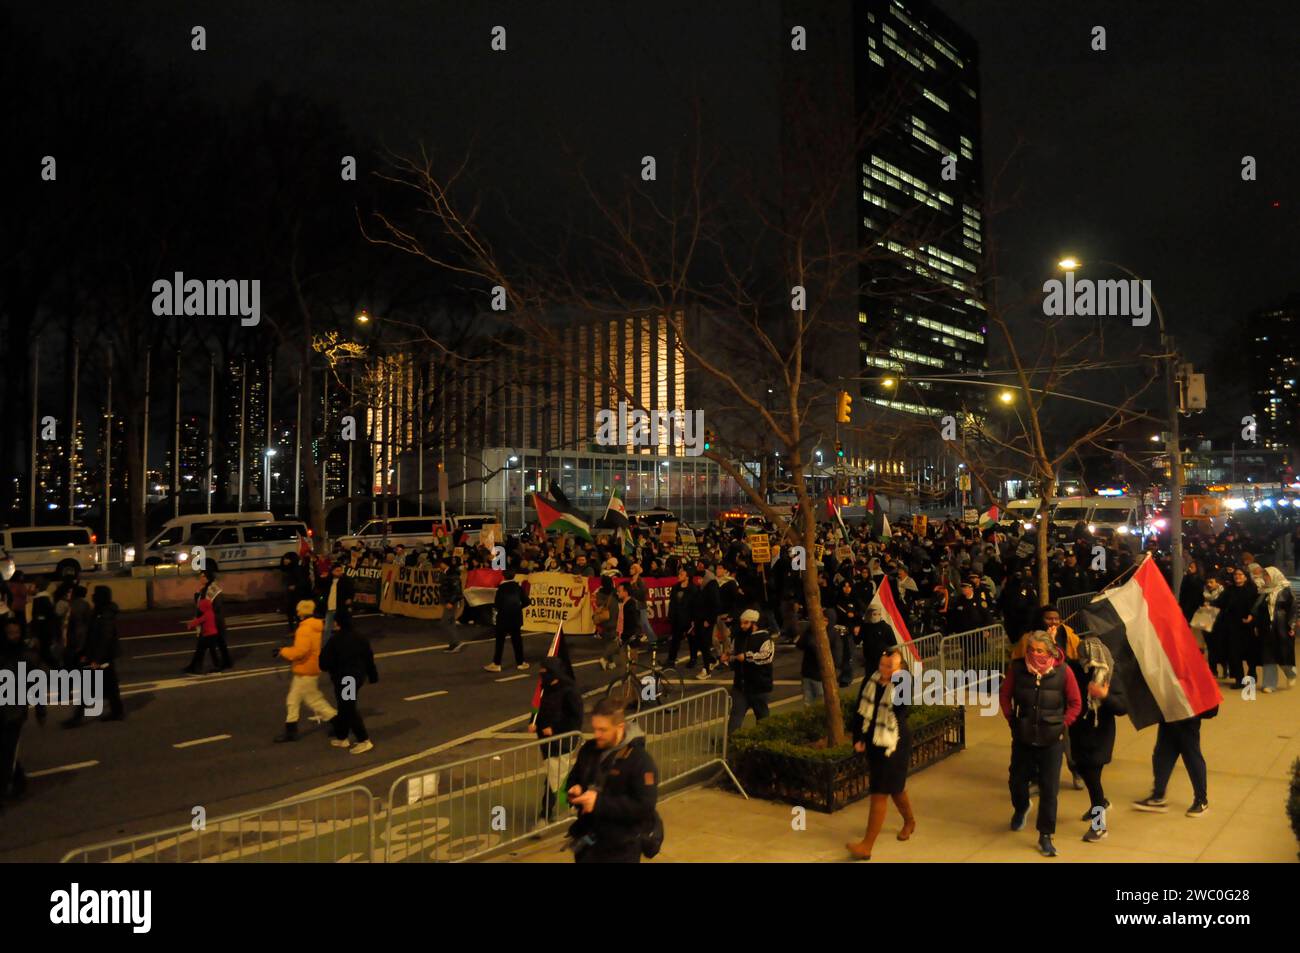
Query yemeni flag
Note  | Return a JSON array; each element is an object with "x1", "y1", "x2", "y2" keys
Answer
[
  {"x1": 979, "y1": 505, "x2": 1000, "y2": 530},
  {"x1": 1081, "y1": 555, "x2": 1223, "y2": 730},
  {"x1": 868, "y1": 579, "x2": 917, "y2": 664},
  {"x1": 532, "y1": 492, "x2": 593, "y2": 540}
]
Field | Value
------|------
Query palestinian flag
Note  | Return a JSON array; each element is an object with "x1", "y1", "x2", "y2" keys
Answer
[
  {"x1": 532, "y1": 492, "x2": 593, "y2": 540},
  {"x1": 1081, "y1": 555, "x2": 1223, "y2": 730},
  {"x1": 880, "y1": 513, "x2": 892, "y2": 540},
  {"x1": 979, "y1": 505, "x2": 1000, "y2": 530},
  {"x1": 601, "y1": 486, "x2": 634, "y2": 556},
  {"x1": 827, "y1": 494, "x2": 850, "y2": 540},
  {"x1": 868, "y1": 579, "x2": 917, "y2": 664}
]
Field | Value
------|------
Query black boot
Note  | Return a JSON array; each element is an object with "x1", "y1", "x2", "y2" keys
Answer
[{"x1": 273, "y1": 722, "x2": 298, "y2": 743}]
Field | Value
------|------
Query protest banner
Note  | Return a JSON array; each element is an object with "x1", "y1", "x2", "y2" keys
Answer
[
  {"x1": 748, "y1": 533, "x2": 771, "y2": 564},
  {"x1": 660, "y1": 521, "x2": 678, "y2": 544},
  {"x1": 584, "y1": 575, "x2": 677, "y2": 637},
  {"x1": 678, "y1": 527, "x2": 700, "y2": 559},
  {"x1": 835, "y1": 544, "x2": 854, "y2": 562},
  {"x1": 521, "y1": 572, "x2": 593, "y2": 634},
  {"x1": 344, "y1": 565, "x2": 384, "y2": 607},
  {"x1": 912, "y1": 514, "x2": 928, "y2": 537},
  {"x1": 380, "y1": 565, "x2": 445, "y2": 619}
]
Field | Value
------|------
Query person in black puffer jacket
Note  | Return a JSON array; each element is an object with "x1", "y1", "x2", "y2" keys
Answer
[
  {"x1": 63, "y1": 586, "x2": 125, "y2": 727},
  {"x1": 530, "y1": 655, "x2": 584, "y2": 820},
  {"x1": 487, "y1": 571, "x2": 530, "y2": 672},
  {"x1": 319, "y1": 613, "x2": 379, "y2": 753}
]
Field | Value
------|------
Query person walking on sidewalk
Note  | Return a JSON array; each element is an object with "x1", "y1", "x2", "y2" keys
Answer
[
  {"x1": 485, "y1": 570, "x2": 530, "y2": 673},
  {"x1": 1000, "y1": 630, "x2": 1082, "y2": 857},
  {"x1": 1071, "y1": 636, "x2": 1127, "y2": 843},
  {"x1": 846, "y1": 647, "x2": 916, "y2": 860},
  {"x1": 529, "y1": 655, "x2": 584, "y2": 820},
  {"x1": 564, "y1": 696, "x2": 659, "y2": 863},
  {"x1": 725, "y1": 608, "x2": 774, "y2": 734},
  {"x1": 272, "y1": 600, "x2": 338, "y2": 743},
  {"x1": 1133, "y1": 706, "x2": 1216, "y2": 817},
  {"x1": 319, "y1": 614, "x2": 378, "y2": 754}
]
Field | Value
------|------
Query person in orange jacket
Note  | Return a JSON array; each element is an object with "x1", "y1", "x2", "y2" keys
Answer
[{"x1": 272, "y1": 600, "x2": 338, "y2": 742}]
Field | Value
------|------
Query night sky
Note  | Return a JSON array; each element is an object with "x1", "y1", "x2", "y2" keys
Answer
[{"x1": 11, "y1": 0, "x2": 1297, "y2": 426}]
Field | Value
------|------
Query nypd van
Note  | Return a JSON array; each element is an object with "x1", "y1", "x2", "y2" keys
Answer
[{"x1": 160, "y1": 520, "x2": 308, "y2": 572}]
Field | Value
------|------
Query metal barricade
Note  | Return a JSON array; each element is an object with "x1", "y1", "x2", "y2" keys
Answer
[
  {"x1": 61, "y1": 786, "x2": 376, "y2": 863},
  {"x1": 1056, "y1": 591, "x2": 1099, "y2": 630},
  {"x1": 384, "y1": 686, "x2": 741, "y2": 863},
  {"x1": 96, "y1": 543, "x2": 125, "y2": 571},
  {"x1": 938, "y1": 624, "x2": 1009, "y2": 695}
]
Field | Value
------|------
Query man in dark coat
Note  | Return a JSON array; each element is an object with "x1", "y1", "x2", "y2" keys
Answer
[
  {"x1": 565, "y1": 696, "x2": 659, "y2": 863},
  {"x1": 946, "y1": 580, "x2": 991, "y2": 635},
  {"x1": 530, "y1": 655, "x2": 584, "y2": 820},
  {"x1": 1, "y1": 618, "x2": 46, "y2": 802},
  {"x1": 62, "y1": 585, "x2": 125, "y2": 726},
  {"x1": 725, "y1": 608, "x2": 775, "y2": 734},
  {"x1": 664, "y1": 568, "x2": 695, "y2": 668},
  {"x1": 486, "y1": 571, "x2": 530, "y2": 672},
  {"x1": 319, "y1": 613, "x2": 379, "y2": 753}
]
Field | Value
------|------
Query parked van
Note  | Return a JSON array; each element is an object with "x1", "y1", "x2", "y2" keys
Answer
[
  {"x1": 336, "y1": 513, "x2": 498, "y2": 550},
  {"x1": 1051, "y1": 496, "x2": 1143, "y2": 542},
  {"x1": 1001, "y1": 499, "x2": 1053, "y2": 530},
  {"x1": 127, "y1": 511, "x2": 274, "y2": 564},
  {"x1": 158, "y1": 520, "x2": 308, "y2": 572},
  {"x1": 0, "y1": 525, "x2": 102, "y2": 579}
]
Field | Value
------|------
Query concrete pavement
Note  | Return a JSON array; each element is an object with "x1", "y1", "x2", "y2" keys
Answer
[{"x1": 501, "y1": 672, "x2": 1300, "y2": 863}]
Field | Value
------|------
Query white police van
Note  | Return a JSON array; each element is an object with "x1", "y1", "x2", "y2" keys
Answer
[
  {"x1": 127, "y1": 511, "x2": 274, "y2": 564},
  {"x1": 336, "y1": 513, "x2": 498, "y2": 549},
  {"x1": 160, "y1": 520, "x2": 308, "y2": 572},
  {"x1": 0, "y1": 525, "x2": 102, "y2": 579}
]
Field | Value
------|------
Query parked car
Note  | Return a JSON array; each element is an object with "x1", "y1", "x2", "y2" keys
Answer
[
  {"x1": 158, "y1": 520, "x2": 308, "y2": 572},
  {"x1": 0, "y1": 525, "x2": 102, "y2": 579}
]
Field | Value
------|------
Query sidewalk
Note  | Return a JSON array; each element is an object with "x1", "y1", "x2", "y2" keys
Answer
[{"x1": 500, "y1": 676, "x2": 1300, "y2": 863}]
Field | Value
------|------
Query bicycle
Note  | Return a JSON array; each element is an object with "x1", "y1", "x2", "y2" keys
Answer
[{"x1": 603, "y1": 639, "x2": 686, "y2": 715}]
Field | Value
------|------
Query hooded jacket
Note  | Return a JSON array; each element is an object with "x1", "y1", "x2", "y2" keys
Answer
[
  {"x1": 319, "y1": 624, "x2": 378, "y2": 688},
  {"x1": 565, "y1": 722, "x2": 659, "y2": 852},
  {"x1": 280, "y1": 616, "x2": 326, "y2": 676},
  {"x1": 535, "y1": 656, "x2": 583, "y2": 754},
  {"x1": 80, "y1": 602, "x2": 120, "y2": 665}
]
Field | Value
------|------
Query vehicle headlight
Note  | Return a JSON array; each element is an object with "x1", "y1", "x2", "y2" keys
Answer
[
  {"x1": 1154, "y1": 518, "x2": 1167, "y2": 529},
  {"x1": 1087, "y1": 524, "x2": 1096, "y2": 533},
  {"x1": 1116, "y1": 525, "x2": 1129, "y2": 534},
  {"x1": 125, "y1": 546, "x2": 136, "y2": 560},
  {"x1": 1022, "y1": 522, "x2": 1033, "y2": 530},
  {"x1": 177, "y1": 552, "x2": 189, "y2": 562}
]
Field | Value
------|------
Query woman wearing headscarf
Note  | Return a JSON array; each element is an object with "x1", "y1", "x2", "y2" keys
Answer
[
  {"x1": 1069, "y1": 636, "x2": 1127, "y2": 842},
  {"x1": 846, "y1": 647, "x2": 916, "y2": 860},
  {"x1": 1258, "y1": 566, "x2": 1295, "y2": 693},
  {"x1": 1215, "y1": 567, "x2": 1259, "y2": 689}
]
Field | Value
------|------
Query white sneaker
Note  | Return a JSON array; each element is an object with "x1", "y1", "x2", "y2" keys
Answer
[
  {"x1": 517, "y1": 662, "x2": 530, "y2": 670},
  {"x1": 329, "y1": 738, "x2": 351, "y2": 748},
  {"x1": 1262, "y1": 687, "x2": 1275, "y2": 694},
  {"x1": 349, "y1": 739, "x2": 374, "y2": 755},
  {"x1": 696, "y1": 666, "x2": 712, "y2": 680},
  {"x1": 483, "y1": 663, "x2": 502, "y2": 672}
]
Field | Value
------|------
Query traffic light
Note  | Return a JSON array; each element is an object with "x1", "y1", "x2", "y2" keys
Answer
[
  {"x1": 835, "y1": 440, "x2": 844, "y2": 459},
  {"x1": 836, "y1": 390, "x2": 853, "y2": 424},
  {"x1": 703, "y1": 429, "x2": 715, "y2": 452}
]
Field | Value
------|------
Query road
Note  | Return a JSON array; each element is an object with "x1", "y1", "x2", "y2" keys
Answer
[{"x1": 2, "y1": 607, "x2": 820, "y2": 861}]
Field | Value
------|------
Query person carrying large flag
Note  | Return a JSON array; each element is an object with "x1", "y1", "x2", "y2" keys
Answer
[
  {"x1": 527, "y1": 623, "x2": 581, "y2": 821},
  {"x1": 826, "y1": 494, "x2": 850, "y2": 541},
  {"x1": 1081, "y1": 555, "x2": 1222, "y2": 818}
]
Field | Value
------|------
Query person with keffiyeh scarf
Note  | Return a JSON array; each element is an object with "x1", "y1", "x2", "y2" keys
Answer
[
  {"x1": 1258, "y1": 565, "x2": 1296, "y2": 692},
  {"x1": 845, "y1": 648, "x2": 916, "y2": 860},
  {"x1": 1069, "y1": 636, "x2": 1127, "y2": 842},
  {"x1": 999, "y1": 630, "x2": 1082, "y2": 857}
]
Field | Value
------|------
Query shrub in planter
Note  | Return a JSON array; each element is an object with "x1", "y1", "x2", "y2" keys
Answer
[
  {"x1": 1288, "y1": 758, "x2": 1300, "y2": 858},
  {"x1": 728, "y1": 696, "x2": 965, "y2": 812}
]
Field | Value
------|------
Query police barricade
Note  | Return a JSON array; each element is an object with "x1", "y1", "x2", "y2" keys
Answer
[
  {"x1": 938, "y1": 624, "x2": 1010, "y2": 696},
  {"x1": 61, "y1": 786, "x2": 377, "y2": 863},
  {"x1": 1056, "y1": 591, "x2": 1099, "y2": 631},
  {"x1": 383, "y1": 686, "x2": 741, "y2": 863},
  {"x1": 898, "y1": 630, "x2": 944, "y2": 672}
]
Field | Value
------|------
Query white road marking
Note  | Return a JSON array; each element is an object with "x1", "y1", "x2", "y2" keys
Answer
[
  {"x1": 27, "y1": 760, "x2": 99, "y2": 778},
  {"x1": 403, "y1": 690, "x2": 449, "y2": 702},
  {"x1": 122, "y1": 619, "x2": 288, "y2": 642},
  {"x1": 493, "y1": 673, "x2": 532, "y2": 682},
  {"x1": 173, "y1": 734, "x2": 232, "y2": 749},
  {"x1": 132, "y1": 641, "x2": 277, "y2": 660}
]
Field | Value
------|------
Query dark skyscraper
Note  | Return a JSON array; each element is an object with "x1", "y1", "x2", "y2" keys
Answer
[
  {"x1": 1248, "y1": 294, "x2": 1300, "y2": 452},
  {"x1": 857, "y1": 0, "x2": 986, "y2": 418}
]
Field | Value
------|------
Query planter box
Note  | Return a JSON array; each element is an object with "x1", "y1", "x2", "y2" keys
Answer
[{"x1": 729, "y1": 706, "x2": 966, "y2": 813}]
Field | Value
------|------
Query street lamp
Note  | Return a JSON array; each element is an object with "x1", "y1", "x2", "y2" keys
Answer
[
  {"x1": 263, "y1": 448, "x2": 277, "y2": 507},
  {"x1": 1059, "y1": 254, "x2": 1184, "y2": 588},
  {"x1": 882, "y1": 377, "x2": 896, "y2": 389},
  {"x1": 505, "y1": 454, "x2": 519, "y2": 530},
  {"x1": 998, "y1": 390, "x2": 1014, "y2": 404}
]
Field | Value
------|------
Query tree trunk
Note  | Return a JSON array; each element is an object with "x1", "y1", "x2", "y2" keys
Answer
[
  {"x1": 790, "y1": 449, "x2": 846, "y2": 746},
  {"x1": 1036, "y1": 472, "x2": 1054, "y2": 607}
]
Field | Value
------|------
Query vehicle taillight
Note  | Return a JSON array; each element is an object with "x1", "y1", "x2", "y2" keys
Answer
[
  {"x1": 91, "y1": 533, "x2": 98, "y2": 544},
  {"x1": 307, "y1": 528, "x2": 314, "y2": 536}
]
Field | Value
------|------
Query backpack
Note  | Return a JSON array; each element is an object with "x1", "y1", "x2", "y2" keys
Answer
[{"x1": 642, "y1": 810, "x2": 665, "y2": 858}]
